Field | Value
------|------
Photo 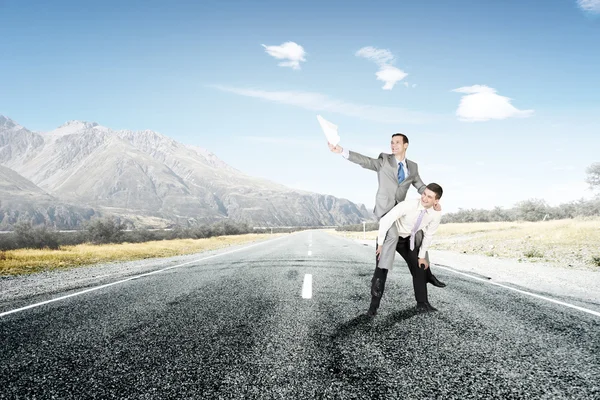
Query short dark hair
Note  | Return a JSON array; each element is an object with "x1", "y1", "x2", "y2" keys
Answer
[
  {"x1": 391, "y1": 133, "x2": 409, "y2": 145},
  {"x1": 426, "y1": 183, "x2": 443, "y2": 200}
]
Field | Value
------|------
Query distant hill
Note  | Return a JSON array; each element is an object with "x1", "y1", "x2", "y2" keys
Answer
[
  {"x1": 0, "y1": 115, "x2": 373, "y2": 229},
  {"x1": 0, "y1": 164, "x2": 97, "y2": 230}
]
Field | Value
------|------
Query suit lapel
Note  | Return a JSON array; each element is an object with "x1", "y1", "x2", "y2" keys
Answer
[
  {"x1": 387, "y1": 154, "x2": 402, "y2": 187},
  {"x1": 387, "y1": 154, "x2": 397, "y2": 169}
]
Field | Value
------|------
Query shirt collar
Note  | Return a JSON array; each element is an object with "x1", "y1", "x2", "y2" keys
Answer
[{"x1": 416, "y1": 200, "x2": 429, "y2": 213}]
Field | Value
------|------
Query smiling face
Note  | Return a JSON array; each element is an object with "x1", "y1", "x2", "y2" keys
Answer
[
  {"x1": 391, "y1": 135, "x2": 408, "y2": 158},
  {"x1": 420, "y1": 188, "x2": 439, "y2": 209}
]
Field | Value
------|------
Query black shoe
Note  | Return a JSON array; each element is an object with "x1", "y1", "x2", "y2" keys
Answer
[
  {"x1": 366, "y1": 308, "x2": 377, "y2": 317},
  {"x1": 428, "y1": 274, "x2": 446, "y2": 288},
  {"x1": 415, "y1": 302, "x2": 438, "y2": 313}
]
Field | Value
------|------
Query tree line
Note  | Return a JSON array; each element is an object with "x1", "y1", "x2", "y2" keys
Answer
[
  {"x1": 0, "y1": 219, "x2": 257, "y2": 251},
  {"x1": 339, "y1": 162, "x2": 600, "y2": 230},
  {"x1": 445, "y1": 162, "x2": 600, "y2": 223},
  {"x1": 0, "y1": 218, "x2": 318, "y2": 251}
]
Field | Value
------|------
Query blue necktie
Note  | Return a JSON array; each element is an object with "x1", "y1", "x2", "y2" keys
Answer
[{"x1": 398, "y1": 162, "x2": 405, "y2": 184}]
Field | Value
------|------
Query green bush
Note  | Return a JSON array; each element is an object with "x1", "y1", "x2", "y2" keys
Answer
[
  {"x1": 13, "y1": 221, "x2": 60, "y2": 250},
  {"x1": 523, "y1": 248, "x2": 544, "y2": 258},
  {"x1": 85, "y1": 218, "x2": 126, "y2": 244}
]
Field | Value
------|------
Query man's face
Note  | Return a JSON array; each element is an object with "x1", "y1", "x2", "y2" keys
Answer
[
  {"x1": 420, "y1": 188, "x2": 439, "y2": 209},
  {"x1": 390, "y1": 136, "x2": 407, "y2": 155}
]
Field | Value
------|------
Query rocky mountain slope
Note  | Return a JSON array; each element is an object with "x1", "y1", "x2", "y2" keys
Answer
[{"x1": 0, "y1": 116, "x2": 372, "y2": 228}]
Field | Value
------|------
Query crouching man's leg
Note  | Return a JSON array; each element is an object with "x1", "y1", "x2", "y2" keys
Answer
[
  {"x1": 396, "y1": 236, "x2": 437, "y2": 312},
  {"x1": 413, "y1": 230, "x2": 446, "y2": 288}
]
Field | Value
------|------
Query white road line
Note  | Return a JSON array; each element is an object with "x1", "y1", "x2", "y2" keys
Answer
[
  {"x1": 0, "y1": 235, "x2": 289, "y2": 318},
  {"x1": 308, "y1": 250, "x2": 312, "y2": 256},
  {"x1": 302, "y1": 274, "x2": 313, "y2": 299},
  {"x1": 434, "y1": 264, "x2": 600, "y2": 318}
]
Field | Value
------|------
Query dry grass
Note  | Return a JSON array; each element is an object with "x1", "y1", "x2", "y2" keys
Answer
[
  {"x1": 0, "y1": 233, "x2": 281, "y2": 276},
  {"x1": 331, "y1": 217, "x2": 600, "y2": 268}
]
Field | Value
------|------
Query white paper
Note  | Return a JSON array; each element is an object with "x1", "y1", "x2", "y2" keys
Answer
[{"x1": 316, "y1": 115, "x2": 340, "y2": 146}]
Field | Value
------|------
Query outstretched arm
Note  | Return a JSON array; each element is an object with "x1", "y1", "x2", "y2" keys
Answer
[
  {"x1": 418, "y1": 213, "x2": 441, "y2": 268},
  {"x1": 376, "y1": 201, "x2": 407, "y2": 246},
  {"x1": 328, "y1": 142, "x2": 383, "y2": 171}
]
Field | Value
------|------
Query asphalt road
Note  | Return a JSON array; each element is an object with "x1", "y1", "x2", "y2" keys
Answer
[{"x1": 1, "y1": 231, "x2": 599, "y2": 399}]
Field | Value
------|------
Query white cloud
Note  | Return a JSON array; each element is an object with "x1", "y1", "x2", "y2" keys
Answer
[
  {"x1": 577, "y1": 0, "x2": 600, "y2": 12},
  {"x1": 355, "y1": 47, "x2": 395, "y2": 65},
  {"x1": 356, "y1": 46, "x2": 408, "y2": 90},
  {"x1": 211, "y1": 85, "x2": 434, "y2": 124},
  {"x1": 452, "y1": 85, "x2": 534, "y2": 122},
  {"x1": 376, "y1": 66, "x2": 408, "y2": 90},
  {"x1": 262, "y1": 41, "x2": 306, "y2": 70}
]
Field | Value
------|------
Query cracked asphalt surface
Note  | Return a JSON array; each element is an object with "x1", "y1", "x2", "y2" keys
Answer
[{"x1": 1, "y1": 231, "x2": 598, "y2": 399}]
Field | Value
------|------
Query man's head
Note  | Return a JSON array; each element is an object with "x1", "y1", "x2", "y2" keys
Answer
[
  {"x1": 391, "y1": 133, "x2": 409, "y2": 158},
  {"x1": 420, "y1": 183, "x2": 443, "y2": 209}
]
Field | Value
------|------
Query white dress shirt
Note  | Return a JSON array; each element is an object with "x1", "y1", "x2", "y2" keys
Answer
[{"x1": 377, "y1": 198, "x2": 441, "y2": 259}]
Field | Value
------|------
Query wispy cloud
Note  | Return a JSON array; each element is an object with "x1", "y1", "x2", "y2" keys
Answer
[
  {"x1": 243, "y1": 136, "x2": 319, "y2": 147},
  {"x1": 452, "y1": 85, "x2": 534, "y2": 122},
  {"x1": 262, "y1": 41, "x2": 306, "y2": 70},
  {"x1": 577, "y1": 0, "x2": 600, "y2": 12},
  {"x1": 211, "y1": 85, "x2": 434, "y2": 124},
  {"x1": 355, "y1": 47, "x2": 395, "y2": 65},
  {"x1": 355, "y1": 46, "x2": 408, "y2": 90}
]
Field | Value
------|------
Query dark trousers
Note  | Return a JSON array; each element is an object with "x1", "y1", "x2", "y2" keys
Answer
[
  {"x1": 395, "y1": 235, "x2": 428, "y2": 303},
  {"x1": 369, "y1": 232, "x2": 430, "y2": 312}
]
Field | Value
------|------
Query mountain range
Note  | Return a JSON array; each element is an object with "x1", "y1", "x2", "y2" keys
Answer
[{"x1": 0, "y1": 115, "x2": 373, "y2": 229}]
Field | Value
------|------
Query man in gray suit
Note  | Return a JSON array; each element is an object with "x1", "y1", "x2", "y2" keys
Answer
[{"x1": 329, "y1": 133, "x2": 445, "y2": 310}]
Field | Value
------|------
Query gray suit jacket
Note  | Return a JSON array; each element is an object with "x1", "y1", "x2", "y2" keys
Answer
[{"x1": 348, "y1": 151, "x2": 426, "y2": 220}]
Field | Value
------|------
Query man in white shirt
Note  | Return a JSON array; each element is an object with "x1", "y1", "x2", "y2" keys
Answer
[{"x1": 369, "y1": 183, "x2": 444, "y2": 315}]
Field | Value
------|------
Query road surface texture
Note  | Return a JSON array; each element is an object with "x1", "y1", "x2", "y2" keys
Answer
[{"x1": 1, "y1": 231, "x2": 598, "y2": 399}]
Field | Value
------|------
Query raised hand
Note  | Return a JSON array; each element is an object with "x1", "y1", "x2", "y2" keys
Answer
[{"x1": 328, "y1": 142, "x2": 343, "y2": 153}]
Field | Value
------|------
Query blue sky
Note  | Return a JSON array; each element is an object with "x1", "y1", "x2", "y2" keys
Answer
[{"x1": 1, "y1": 0, "x2": 599, "y2": 213}]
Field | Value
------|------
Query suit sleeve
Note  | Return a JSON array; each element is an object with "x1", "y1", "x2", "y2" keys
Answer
[
  {"x1": 410, "y1": 163, "x2": 427, "y2": 194},
  {"x1": 376, "y1": 201, "x2": 407, "y2": 245},
  {"x1": 348, "y1": 151, "x2": 385, "y2": 172}
]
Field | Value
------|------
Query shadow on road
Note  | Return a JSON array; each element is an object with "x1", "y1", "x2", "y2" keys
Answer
[
  {"x1": 377, "y1": 307, "x2": 419, "y2": 331},
  {"x1": 332, "y1": 307, "x2": 418, "y2": 340}
]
